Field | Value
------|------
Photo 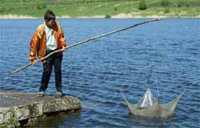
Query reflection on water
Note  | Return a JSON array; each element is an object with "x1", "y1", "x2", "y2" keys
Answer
[{"x1": 0, "y1": 18, "x2": 199, "y2": 128}]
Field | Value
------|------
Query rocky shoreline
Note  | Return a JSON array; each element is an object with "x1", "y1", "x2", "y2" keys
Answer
[{"x1": 0, "y1": 92, "x2": 81, "y2": 127}]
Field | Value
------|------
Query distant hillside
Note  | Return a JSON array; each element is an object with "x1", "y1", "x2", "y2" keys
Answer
[{"x1": 0, "y1": 0, "x2": 199, "y2": 18}]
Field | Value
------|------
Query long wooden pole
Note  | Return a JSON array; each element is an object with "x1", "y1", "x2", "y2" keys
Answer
[{"x1": 12, "y1": 18, "x2": 160, "y2": 74}]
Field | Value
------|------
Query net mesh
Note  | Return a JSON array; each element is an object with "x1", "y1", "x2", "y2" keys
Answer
[{"x1": 121, "y1": 89, "x2": 182, "y2": 119}]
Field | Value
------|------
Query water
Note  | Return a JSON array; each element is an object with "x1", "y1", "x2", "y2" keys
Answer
[{"x1": 0, "y1": 18, "x2": 199, "y2": 128}]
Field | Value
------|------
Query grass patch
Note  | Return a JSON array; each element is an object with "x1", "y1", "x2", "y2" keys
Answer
[{"x1": 0, "y1": 0, "x2": 199, "y2": 18}]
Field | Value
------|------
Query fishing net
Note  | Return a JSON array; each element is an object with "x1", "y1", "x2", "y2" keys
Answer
[{"x1": 121, "y1": 89, "x2": 182, "y2": 119}]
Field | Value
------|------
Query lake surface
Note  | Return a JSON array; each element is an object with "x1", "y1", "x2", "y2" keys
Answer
[{"x1": 0, "y1": 18, "x2": 199, "y2": 128}]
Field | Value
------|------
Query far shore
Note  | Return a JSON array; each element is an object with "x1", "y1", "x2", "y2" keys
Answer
[{"x1": 0, "y1": 14, "x2": 199, "y2": 19}]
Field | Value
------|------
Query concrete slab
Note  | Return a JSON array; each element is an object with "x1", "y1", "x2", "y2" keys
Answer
[{"x1": 0, "y1": 92, "x2": 81, "y2": 126}]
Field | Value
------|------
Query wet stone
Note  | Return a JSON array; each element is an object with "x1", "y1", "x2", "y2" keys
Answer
[{"x1": 0, "y1": 92, "x2": 81, "y2": 126}]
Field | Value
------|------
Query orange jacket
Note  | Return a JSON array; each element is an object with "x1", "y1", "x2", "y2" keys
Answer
[{"x1": 29, "y1": 22, "x2": 66, "y2": 62}]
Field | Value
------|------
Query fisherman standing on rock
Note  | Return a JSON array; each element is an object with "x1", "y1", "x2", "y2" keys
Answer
[{"x1": 29, "y1": 10, "x2": 66, "y2": 97}]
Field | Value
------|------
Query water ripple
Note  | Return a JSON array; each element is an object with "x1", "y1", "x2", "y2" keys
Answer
[{"x1": 0, "y1": 18, "x2": 199, "y2": 128}]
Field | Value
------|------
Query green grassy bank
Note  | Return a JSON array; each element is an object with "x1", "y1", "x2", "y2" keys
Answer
[{"x1": 0, "y1": 0, "x2": 199, "y2": 18}]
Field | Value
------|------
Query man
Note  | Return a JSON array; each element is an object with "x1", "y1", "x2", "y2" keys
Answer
[{"x1": 29, "y1": 10, "x2": 66, "y2": 97}]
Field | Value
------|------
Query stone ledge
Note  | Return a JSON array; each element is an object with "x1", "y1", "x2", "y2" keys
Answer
[{"x1": 0, "y1": 92, "x2": 81, "y2": 126}]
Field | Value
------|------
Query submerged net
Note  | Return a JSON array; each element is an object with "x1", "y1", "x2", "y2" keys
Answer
[{"x1": 121, "y1": 89, "x2": 182, "y2": 119}]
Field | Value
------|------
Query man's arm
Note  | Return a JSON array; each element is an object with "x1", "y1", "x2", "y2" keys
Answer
[
  {"x1": 57, "y1": 22, "x2": 66, "y2": 50},
  {"x1": 29, "y1": 28, "x2": 40, "y2": 64}
]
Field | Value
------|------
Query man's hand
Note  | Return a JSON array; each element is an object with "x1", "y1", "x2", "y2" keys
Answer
[
  {"x1": 42, "y1": 60, "x2": 46, "y2": 64},
  {"x1": 31, "y1": 59, "x2": 37, "y2": 64},
  {"x1": 61, "y1": 47, "x2": 66, "y2": 51}
]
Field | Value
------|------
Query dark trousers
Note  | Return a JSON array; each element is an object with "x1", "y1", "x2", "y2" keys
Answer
[{"x1": 39, "y1": 50, "x2": 62, "y2": 92}]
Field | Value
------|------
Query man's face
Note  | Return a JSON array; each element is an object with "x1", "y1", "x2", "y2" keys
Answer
[{"x1": 45, "y1": 19, "x2": 56, "y2": 28}]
